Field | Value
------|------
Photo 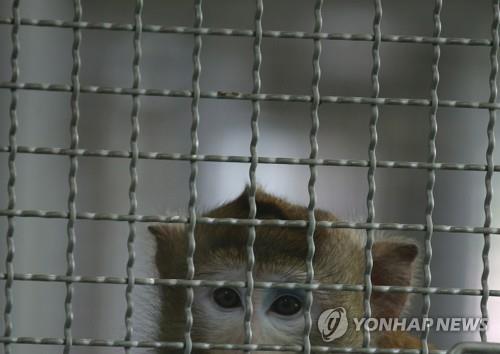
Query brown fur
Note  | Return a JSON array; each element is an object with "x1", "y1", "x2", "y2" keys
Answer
[{"x1": 150, "y1": 188, "x2": 424, "y2": 353}]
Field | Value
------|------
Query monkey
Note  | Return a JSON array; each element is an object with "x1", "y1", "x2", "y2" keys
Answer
[{"x1": 149, "y1": 187, "x2": 427, "y2": 353}]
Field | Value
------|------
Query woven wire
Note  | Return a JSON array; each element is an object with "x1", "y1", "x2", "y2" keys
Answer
[
  {"x1": 1, "y1": 272, "x2": 500, "y2": 296},
  {"x1": 3, "y1": 2, "x2": 20, "y2": 354},
  {"x1": 0, "y1": 17, "x2": 495, "y2": 46},
  {"x1": 183, "y1": 2, "x2": 203, "y2": 354},
  {"x1": 303, "y1": 1, "x2": 322, "y2": 353},
  {"x1": 124, "y1": 1, "x2": 143, "y2": 353},
  {"x1": 6, "y1": 146, "x2": 500, "y2": 172},
  {"x1": 243, "y1": 0, "x2": 263, "y2": 352},
  {"x1": 2, "y1": 81, "x2": 500, "y2": 109},
  {"x1": 420, "y1": 1, "x2": 441, "y2": 353},
  {"x1": 63, "y1": 1, "x2": 82, "y2": 353},
  {"x1": 480, "y1": 0, "x2": 500, "y2": 343},
  {"x1": 0, "y1": 336, "x2": 450, "y2": 354},
  {"x1": 362, "y1": 0, "x2": 382, "y2": 348},
  {"x1": 1, "y1": 2, "x2": 500, "y2": 354},
  {"x1": 4, "y1": 208, "x2": 500, "y2": 234}
]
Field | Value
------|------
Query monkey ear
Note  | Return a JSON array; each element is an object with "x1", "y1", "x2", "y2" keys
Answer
[
  {"x1": 370, "y1": 238, "x2": 420, "y2": 318},
  {"x1": 148, "y1": 223, "x2": 183, "y2": 239},
  {"x1": 149, "y1": 224, "x2": 187, "y2": 277}
]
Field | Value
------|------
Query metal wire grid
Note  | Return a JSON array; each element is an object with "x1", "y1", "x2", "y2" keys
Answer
[
  {"x1": 125, "y1": 2, "x2": 143, "y2": 354},
  {"x1": 184, "y1": 2, "x2": 202, "y2": 354},
  {"x1": 482, "y1": 0, "x2": 500, "y2": 344},
  {"x1": 420, "y1": 1, "x2": 442, "y2": 353},
  {"x1": 0, "y1": 2, "x2": 499, "y2": 354},
  {"x1": 3, "y1": 1, "x2": 19, "y2": 354},
  {"x1": 362, "y1": 0, "x2": 381, "y2": 348},
  {"x1": 244, "y1": 0, "x2": 263, "y2": 353},
  {"x1": 63, "y1": 1, "x2": 82, "y2": 353}
]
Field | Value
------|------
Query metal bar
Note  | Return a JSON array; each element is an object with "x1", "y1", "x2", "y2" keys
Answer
[
  {"x1": 4, "y1": 145, "x2": 500, "y2": 172},
  {"x1": 63, "y1": 1, "x2": 82, "y2": 353},
  {"x1": 1, "y1": 81, "x2": 500, "y2": 109},
  {"x1": 304, "y1": 1, "x2": 322, "y2": 353},
  {"x1": 184, "y1": 2, "x2": 203, "y2": 354},
  {"x1": 123, "y1": 1, "x2": 143, "y2": 353},
  {"x1": 244, "y1": 0, "x2": 263, "y2": 352},
  {"x1": 0, "y1": 17, "x2": 493, "y2": 47},
  {"x1": 0, "y1": 336, "x2": 448, "y2": 353},
  {"x1": 363, "y1": 0, "x2": 382, "y2": 348},
  {"x1": 421, "y1": 2, "x2": 441, "y2": 353},
  {"x1": 480, "y1": 0, "x2": 500, "y2": 343},
  {"x1": 3, "y1": 208, "x2": 500, "y2": 235},
  {"x1": 447, "y1": 342, "x2": 500, "y2": 353},
  {"x1": 1, "y1": 272, "x2": 500, "y2": 296},
  {"x1": 3, "y1": 1, "x2": 20, "y2": 354}
]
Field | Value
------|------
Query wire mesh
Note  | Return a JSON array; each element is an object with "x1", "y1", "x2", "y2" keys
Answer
[
  {"x1": 243, "y1": 0, "x2": 263, "y2": 353},
  {"x1": 3, "y1": 1, "x2": 20, "y2": 354},
  {"x1": 0, "y1": 1, "x2": 499, "y2": 354},
  {"x1": 62, "y1": 0, "x2": 82, "y2": 353},
  {"x1": 420, "y1": 1, "x2": 441, "y2": 353},
  {"x1": 481, "y1": 0, "x2": 500, "y2": 344},
  {"x1": 184, "y1": 2, "x2": 202, "y2": 354},
  {"x1": 362, "y1": 0, "x2": 381, "y2": 348}
]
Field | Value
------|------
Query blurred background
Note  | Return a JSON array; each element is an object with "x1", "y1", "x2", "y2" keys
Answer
[{"x1": 0, "y1": 0, "x2": 500, "y2": 353}]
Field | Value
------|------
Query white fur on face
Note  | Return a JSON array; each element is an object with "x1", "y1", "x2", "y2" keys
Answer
[{"x1": 192, "y1": 269, "x2": 321, "y2": 346}]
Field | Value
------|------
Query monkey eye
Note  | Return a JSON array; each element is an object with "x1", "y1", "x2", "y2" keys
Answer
[
  {"x1": 212, "y1": 287, "x2": 242, "y2": 309},
  {"x1": 270, "y1": 295, "x2": 302, "y2": 316}
]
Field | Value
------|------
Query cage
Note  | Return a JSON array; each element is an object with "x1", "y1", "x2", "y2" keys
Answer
[{"x1": 0, "y1": 1, "x2": 500, "y2": 354}]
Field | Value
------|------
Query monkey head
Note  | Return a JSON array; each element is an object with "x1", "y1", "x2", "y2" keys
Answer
[{"x1": 149, "y1": 188, "x2": 421, "y2": 353}]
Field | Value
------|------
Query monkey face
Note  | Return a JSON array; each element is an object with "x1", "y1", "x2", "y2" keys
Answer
[
  {"x1": 193, "y1": 281, "x2": 310, "y2": 345},
  {"x1": 156, "y1": 266, "x2": 364, "y2": 353},
  {"x1": 151, "y1": 188, "x2": 420, "y2": 353}
]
